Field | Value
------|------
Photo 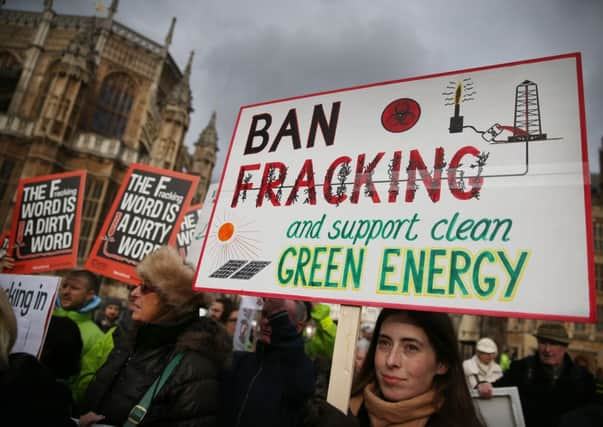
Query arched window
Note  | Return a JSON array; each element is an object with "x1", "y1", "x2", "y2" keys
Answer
[
  {"x1": 0, "y1": 52, "x2": 22, "y2": 113},
  {"x1": 90, "y1": 73, "x2": 135, "y2": 139}
]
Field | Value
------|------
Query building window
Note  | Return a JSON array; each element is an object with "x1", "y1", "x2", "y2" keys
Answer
[
  {"x1": 594, "y1": 222, "x2": 603, "y2": 252},
  {"x1": 0, "y1": 51, "x2": 22, "y2": 112},
  {"x1": 90, "y1": 73, "x2": 135, "y2": 139},
  {"x1": 78, "y1": 177, "x2": 105, "y2": 262}
]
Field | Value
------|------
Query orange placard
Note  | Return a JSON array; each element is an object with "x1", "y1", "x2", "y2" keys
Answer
[
  {"x1": 8, "y1": 170, "x2": 86, "y2": 274},
  {"x1": 85, "y1": 164, "x2": 199, "y2": 285}
]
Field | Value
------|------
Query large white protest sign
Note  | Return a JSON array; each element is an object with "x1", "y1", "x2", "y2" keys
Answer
[
  {"x1": 193, "y1": 53, "x2": 593, "y2": 321},
  {"x1": 0, "y1": 274, "x2": 59, "y2": 357}
]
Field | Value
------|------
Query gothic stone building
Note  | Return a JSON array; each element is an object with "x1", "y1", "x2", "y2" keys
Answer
[{"x1": 0, "y1": 1, "x2": 218, "y2": 268}]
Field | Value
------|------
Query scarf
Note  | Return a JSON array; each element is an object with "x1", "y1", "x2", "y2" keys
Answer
[
  {"x1": 350, "y1": 382, "x2": 440, "y2": 427},
  {"x1": 475, "y1": 355, "x2": 494, "y2": 379},
  {"x1": 470, "y1": 354, "x2": 502, "y2": 384}
]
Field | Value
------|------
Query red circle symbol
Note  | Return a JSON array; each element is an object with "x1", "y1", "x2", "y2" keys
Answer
[{"x1": 381, "y1": 98, "x2": 421, "y2": 133}]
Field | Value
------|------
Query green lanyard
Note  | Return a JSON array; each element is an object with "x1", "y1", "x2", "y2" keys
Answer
[{"x1": 123, "y1": 353, "x2": 184, "y2": 427}]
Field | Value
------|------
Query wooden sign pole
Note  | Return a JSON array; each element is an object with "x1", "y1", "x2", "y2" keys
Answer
[{"x1": 326, "y1": 304, "x2": 361, "y2": 413}]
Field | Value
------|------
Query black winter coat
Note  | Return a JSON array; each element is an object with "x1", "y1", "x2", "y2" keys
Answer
[
  {"x1": 0, "y1": 353, "x2": 76, "y2": 427},
  {"x1": 220, "y1": 311, "x2": 315, "y2": 427},
  {"x1": 84, "y1": 314, "x2": 231, "y2": 427},
  {"x1": 494, "y1": 353, "x2": 596, "y2": 427}
]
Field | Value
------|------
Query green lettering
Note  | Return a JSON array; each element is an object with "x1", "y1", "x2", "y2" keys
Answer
[
  {"x1": 324, "y1": 247, "x2": 342, "y2": 288},
  {"x1": 343, "y1": 247, "x2": 364, "y2": 289},
  {"x1": 402, "y1": 249, "x2": 425, "y2": 294},
  {"x1": 473, "y1": 251, "x2": 497, "y2": 298},
  {"x1": 448, "y1": 250, "x2": 471, "y2": 296},
  {"x1": 379, "y1": 248, "x2": 400, "y2": 293},
  {"x1": 293, "y1": 246, "x2": 312, "y2": 286},
  {"x1": 427, "y1": 249, "x2": 446, "y2": 295},
  {"x1": 308, "y1": 247, "x2": 327, "y2": 287},
  {"x1": 277, "y1": 246, "x2": 296, "y2": 285},
  {"x1": 498, "y1": 250, "x2": 529, "y2": 300}
]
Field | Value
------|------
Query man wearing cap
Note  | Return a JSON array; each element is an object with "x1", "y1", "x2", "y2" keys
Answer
[
  {"x1": 463, "y1": 337, "x2": 503, "y2": 398},
  {"x1": 495, "y1": 322, "x2": 595, "y2": 426}
]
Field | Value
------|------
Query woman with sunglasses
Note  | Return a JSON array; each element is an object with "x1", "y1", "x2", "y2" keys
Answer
[
  {"x1": 349, "y1": 309, "x2": 483, "y2": 427},
  {"x1": 79, "y1": 246, "x2": 231, "y2": 427}
]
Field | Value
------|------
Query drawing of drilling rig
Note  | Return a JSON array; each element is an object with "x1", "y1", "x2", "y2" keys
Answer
[{"x1": 507, "y1": 80, "x2": 547, "y2": 142}]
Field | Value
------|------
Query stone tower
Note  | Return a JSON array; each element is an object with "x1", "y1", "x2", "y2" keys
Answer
[
  {"x1": 192, "y1": 111, "x2": 218, "y2": 203},
  {"x1": 150, "y1": 50, "x2": 193, "y2": 170}
]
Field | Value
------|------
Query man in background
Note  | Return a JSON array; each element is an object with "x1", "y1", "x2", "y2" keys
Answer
[
  {"x1": 54, "y1": 269, "x2": 103, "y2": 403},
  {"x1": 495, "y1": 323, "x2": 595, "y2": 426}
]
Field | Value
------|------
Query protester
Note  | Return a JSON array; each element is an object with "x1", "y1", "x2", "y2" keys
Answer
[
  {"x1": 95, "y1": 296, "x2": 122, "y2": 333},
  {"x1": 305, "y1": 302, "x2": 337, "y2": 360},
  {"x1": 495, "y1": 322, "x2": 596, "y2": 426},
  {"x1": 463, "y1": 337, "x2": 503, "y2": 398},
  {"x1": 210, "y1": 296, "x2": 234, "y2": 323},
  {"x1": 304, "y1": 302, "x2": 337, "y2": 399},
  {"x1": 40, "y1": 316, "x2": 83, "y2": 385},
  {"x1": 360, "y1": 323, "x2": 374, "y2": 342},
  {"x1": 53, "y1": 269, "x2": 104, "y2": 402},
  {"x1": 225, "y1": 308, "x2": 239, "y2": 337},
  {"x1": 80, "y1": 246, "x2": 231, "y2": 427},
  {"x1": 0, "y1": 289, "x2": 77, "y2": 426},
  {"x1": 349, "y1": 309, "x2": 483, "y2": 427},
  {"x1": 355, "y1": 336, "x2": 371, "y2": 377},
  {"x1": 76, "y1": 292, "x2": 135, "y2": 409},
  {"x1": 498, "y1": 346, "x2": 512, "y2": 371},
  {"x1": 220, "y1": 297, "x2": 315, "y2": 427}
]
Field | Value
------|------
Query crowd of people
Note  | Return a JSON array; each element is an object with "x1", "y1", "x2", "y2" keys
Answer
[{"x1": 1, "y1": 246, "x2": 603, "y2": 426}]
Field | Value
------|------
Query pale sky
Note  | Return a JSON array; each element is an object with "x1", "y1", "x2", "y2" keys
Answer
[{"x1": 10, "y1": 0, "x2": 603, "y2": 181}]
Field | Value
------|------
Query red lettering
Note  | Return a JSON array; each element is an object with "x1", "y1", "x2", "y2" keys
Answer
[
  {"x1": 448, "y1": 145, "x2": 483, "y2": 200},
  {"x1": 286, "y1": 159, "x2": 317, "y2": 206},
  {"x1": 231, "y1": 163, "x2": 261, "y2": 207},
  {"x1": 405, "y1": 147, "x2": 445, "y2": 203},
  {"x1": 351, "y1": 152, "x2": 384, "y2": 204},
  {"x1": 324, "y1": 156, "x2": 352, "y2": 205},
  {"x1": 257, "y1": 162, "x2": 287, "y2": 207}
]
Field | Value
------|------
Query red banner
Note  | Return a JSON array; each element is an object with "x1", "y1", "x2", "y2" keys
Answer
[
  {"x1": 85, "y1": 164, "x2": 199, "y2": 285},
  {"x1": 8, "y1": 170, "x2": 86, "y2": 274}
]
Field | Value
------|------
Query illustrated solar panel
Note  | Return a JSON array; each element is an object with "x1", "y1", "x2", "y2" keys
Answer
[
  {"x1": 209, "y1": 260, "x2": 248, "y2": 278},
  {"x1": 231, "y1": 261, "x2": 271, "y2": 280}
]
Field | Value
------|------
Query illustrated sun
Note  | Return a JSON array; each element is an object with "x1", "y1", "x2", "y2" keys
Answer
[
  {"x1": 217, "y1": 222, "x2": 235, "y2": 242},
  {"x1": 207, "y1": 213, "x2": 259, "y2": 268}
]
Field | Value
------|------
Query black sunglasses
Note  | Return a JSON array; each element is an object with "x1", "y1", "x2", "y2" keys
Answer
[{"x1": 138, "y1": 280, "x2": 160, "y2": 295}]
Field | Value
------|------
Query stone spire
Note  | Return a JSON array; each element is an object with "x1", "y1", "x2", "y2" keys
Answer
[
  {"x1": 43, "y1": 0, "x2": 53, "y2": 11},
  {"x1": 184, "y1": 50, "x2": 194, "y2": 79},
  {"x1": 196, "y1": 111, "x2": 218, "y2": 147},
  {"x1": 164, "y1": 17, "x2": 176, "y2": 48},
  {"x1": 108, "y1": 0, "x2": 119, "y2": 19},
  {"x1": 165, "y1": 50, "x2": 194, "y2": 111}
]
